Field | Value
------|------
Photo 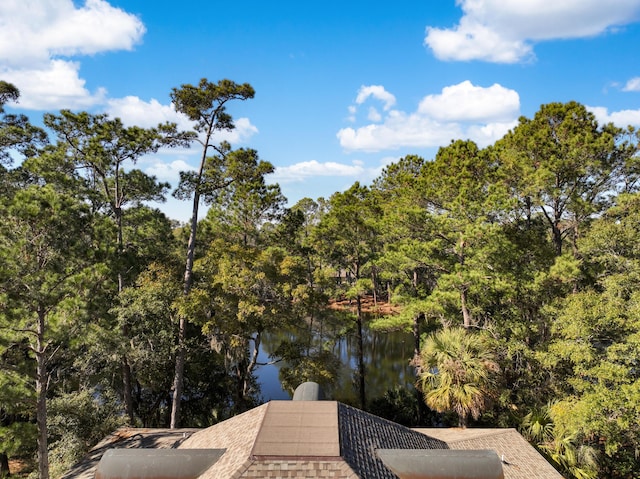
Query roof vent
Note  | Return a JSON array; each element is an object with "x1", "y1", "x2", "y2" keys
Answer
[
  {"x1": 377, "y1": 449, "x2": 504, "y2": 479},
  {"x1": 94, "y1": 448, "x2": 225, "y2": 479},
  {"x1": 292, "y1": 381, "x2": 325, "y2": 401}
]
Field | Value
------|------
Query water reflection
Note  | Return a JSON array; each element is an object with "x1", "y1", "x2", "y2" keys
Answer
[{"x1": 256, "y1": 316, "x2": 416, "y2": 404}]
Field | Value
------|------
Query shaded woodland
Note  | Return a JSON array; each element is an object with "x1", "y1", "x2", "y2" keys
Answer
[{"x1": 1, "y1": 79, "x2": 639, "y2": 479}]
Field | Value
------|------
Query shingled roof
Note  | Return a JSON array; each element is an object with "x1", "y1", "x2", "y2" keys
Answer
[
  {"x1": 416, "y1": 428, "x2": 563, "y2": 479},
  {"x1": 68, "y1": 400, "x2": 562, "y2": 479},
  {"x1": 179, "y1": 400, "x2": 448, "y2": 479},
  {"x1": 61, "y1": 428, "x2": 199, "y2": 479}
]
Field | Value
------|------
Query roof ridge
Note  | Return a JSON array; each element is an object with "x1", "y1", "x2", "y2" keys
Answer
[
  {"x1": 445, "y1": 428, "x2": 520, "y2": 443},
  {"x1": 251, "y1": 400, "x2": 340, "y2": 457},
  {"x1": 249, "y1": 400, "x2": 272, "y2": 457}
]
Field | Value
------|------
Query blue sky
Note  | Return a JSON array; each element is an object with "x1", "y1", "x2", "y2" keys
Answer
[{"x1": 2, "y1": 0, "x2": 640, "y2": 222}]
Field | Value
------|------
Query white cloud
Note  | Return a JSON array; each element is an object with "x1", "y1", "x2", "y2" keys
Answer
[
  {"x1": 623, "y1": 77, "x2": 640, "y2": 92},
  {"x1": 587, "y1": 105, "x2": 640, "y2": 127},
  {"x1": 425, "y1": 0, "x2": 640, "y2": 63},
  {"x1": 466, "y1": 121, "x2": 520, "y2": 146},
  {"x1": 272, "y1": 160, "x2": 366, "y2": 184},
  {"x1": 106, "y1": 96, "x2": 258, "y2": 146},
  {"x1": 367, "y1": 107, "x2": 382, "y2": 122},
  {"x1": 143, "y1": 158, "x2": 196, "y2": 184},
  {"x1": 0, "y1": 0, "x2": 145, "y2": 109},
  {"x1": 355, "y1": 85, "x2": 397, "y2": 110},
  {"x1": 426, "y1": 20, "x2": 530, "y2": 63},
  {"x1": 338, "y1": 112, "x2": 463, "y2": 152},
  {"x1": 338, "y1": 81, "x2": 520, "y2": 152},
  {"x1": 0, "y1": 0, "x2": 145, "y2": 66},
  {"x1": 418, "y1": 81, "x2": 519, "y2": 122},
  {"x1": 107, "y1": 96, "x2": 187, "y2": 129},
  {"x1": 270, "y1": 158, "x2": 394, "y2": 204},
  {"x1": 221, "y1": 117, "x2": 259, "y2": 144},
  {"x1": 1, "y1": 60, "x2": 106, "y2": 109},
  {"x1": 346, "y1": 105, "x2": 357, "y2": 122}
]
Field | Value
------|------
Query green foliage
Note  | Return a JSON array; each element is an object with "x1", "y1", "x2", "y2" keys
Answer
[
  {"x1": 194, "y1": 240, "x2": 303, "y2": 381},
  {"x1": 0, "y1": 81, "x2": 19, "y2": 107},
  {"x1": 171, "y1": 78, "x2": 254, "y2": 130},
  {"x1": 368, "y1": 386, "x2": 424, "y2": 427},
  {"x1": 2, "y1": 94, "x2": 640, "y2": 478},
  {"x1": 111, "y1": 262, "x2": 180, "y2": 422},
  {"x1": 522, "y1": 402, "x2": 599, "y2": 479},
  {"x1": 0, "y1": 368, "x2": 36, "y2": 459},
  {"x1": 173, "y1": 146, "x2": 275, "y2": 205},
  {"x1": 495, "y1": 101, "x2": 632, "y2": 255},
  {"x1": 277, "y1": 342, "x2": 341, "y2": 396},
  {"x1": 41, "y1": 110, "x2": 188, "y2": 206},
  {"x1": 532, "y1": 191, "x2": 640, "y2": 477},
  {"x1": 369, "y1": 312, "x2": 413, "y2": 332},
  {"x1": 0, "y1": 81, "x2": 48, "y2": 165},
  {"x1": 416, "y1": 328, "x2": 499, "y2": 427},
  {"x1": 0, "y1": 182, "x2": 108, "y2": 479},
  {"x1": 47, "y1": 389, "x2": 125, "y2": 478},
  {"x1": 169, "y1": 78, "x2": 263, "y2": 426},
  {"x1": 314, "y1": 182, "x2": 381, "y2": 283}
]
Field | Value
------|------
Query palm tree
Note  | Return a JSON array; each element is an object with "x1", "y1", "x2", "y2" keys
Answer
[
  {"x1": 522, "y1": 402, "x2": 598, "y2": 479},
  {"x1": 416, "y1": 327, "x2": 498, "y2": 427}
]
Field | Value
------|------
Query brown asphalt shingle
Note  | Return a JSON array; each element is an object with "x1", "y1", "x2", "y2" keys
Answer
[
  {"x1": 62, "y1": 401, "x2": 562, "y2": 479},
  {"x1": 338, "y1": 403, "x2": 448, "y2": 479},
  {"x1": 415, "y1": 428, "x2": 563, "y2": 479},
  {"x1": 252, "y1": 400, "x2": 340, "y2": 457},
  {"x1": 61, "y1": 428, "x2": 199, "y2": 479},
  {"x1": 180, "y1": 401, "x2": 449, "y2": 479},
  {"x1": 180, "y1": 402, "x2": 269, "y2": 479}
]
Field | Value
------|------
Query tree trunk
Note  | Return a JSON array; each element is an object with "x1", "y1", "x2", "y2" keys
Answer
[
  {"x1": 460, "y1": 286, "x2": 472, "y2": 329},
  {"x1": 36, "y1": 306, "x2": 49, "y2": 479},
  {"x1": 0, "y1": 452, "x2": 10, "y2": 478},
  {"x1": 115, "y1": 203, "x2": 135, "y2": 425},
  {"x1": 458, "y1": 413, "x2": 468, "y2": 428},
  {"x1": 371, "y1": 269, "x2": 377, "y2": 307},
  {"x1": 306, "y1": 255, "x2": 315, "y2": 349},
  {"x1": 171, "y1": 188, "x2": 201, "y2": 428},
  {"x1": 457, "y1": 238, "x2": 472, "y2": 330},
  {"x1": 183, "y1": 190, "x2": 200, "y2": 297},
  {"x1": 552, "y1": 223, "x2": 563, "y2": 256},
  {"x1": 243, "y1": 332, "x2": 262, "y2": 399},
  {"x1": 122, "y1": 357, "x2": 134, "y2": 424},
  {"x1": 356, "y1": 295, "x2": 366, "y2": 410},
  {"x1": 412, "y1": 311, "x2": 428, "y2": 425},
  {"x1": 170, "y1": 315, "x2": 186, "y2": 429},
  {"x1": 412, "y1": 312, "x2": 423, "y2": 360},
  {"x1": 121, "y1": 291, "x2": 134, "y2": 425}
]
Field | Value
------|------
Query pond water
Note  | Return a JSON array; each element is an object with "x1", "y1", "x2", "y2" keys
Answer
[{"x1": 255, "y1": 320, "x2": 417, "y2": 403}]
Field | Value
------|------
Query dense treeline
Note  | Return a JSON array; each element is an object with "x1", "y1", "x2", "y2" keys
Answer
[{"x1": 1, "y1": 79, "x2": 639, "y2": 479}]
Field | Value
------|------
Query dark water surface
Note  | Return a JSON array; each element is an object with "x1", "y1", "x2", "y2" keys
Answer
[{"x1": 255, "y1": 321, "x2": 416, "y2": 403}]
